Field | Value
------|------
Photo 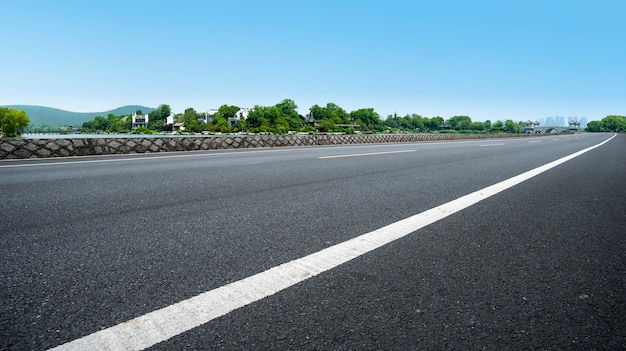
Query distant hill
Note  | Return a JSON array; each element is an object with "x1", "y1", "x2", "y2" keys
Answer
[{"x1": 2, "y1": 105, "x2": 155, "y2": 127}]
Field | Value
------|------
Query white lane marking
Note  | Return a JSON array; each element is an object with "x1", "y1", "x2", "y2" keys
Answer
[
  {"x1": 0, "y1": 149, "x2": 292, "y2": 168},
  {"x1": 529, "y1": 140, "x2": 542, "y2": 143},
  {"x1": 318, "y1": 150, "x2": 416, "y2": 159},
  {"x1": 48, "y1": 134, "x2": 616, "y2": 351},
  {"x1": 479, "y1": 143, "x2": 506, "y2": 147}
]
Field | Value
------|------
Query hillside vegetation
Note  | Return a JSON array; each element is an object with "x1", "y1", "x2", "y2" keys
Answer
[{"x1": 1, "y1": 105, "x2": 154, "y2": 128}]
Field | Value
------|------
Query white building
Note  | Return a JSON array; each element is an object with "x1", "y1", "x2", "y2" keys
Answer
[
  {"x1": 200, "y1": 109, "x2": 219, "y2": 124},
  {"x1": 201, "y1": 108, "x2": 250, "y2": 127},
  {"x1": 132, "y1": 112, "x2": 149, "y2": 130},
  {"x1": 165, "y1": 113, "x2": 175, "y2": 126},
  {"x1": 229, "y1": 108, "x2": 250, "y2": 127}
]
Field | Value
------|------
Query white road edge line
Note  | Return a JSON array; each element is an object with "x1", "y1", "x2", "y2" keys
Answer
[
  {"x1": 48, "y1": 134, "x2": 616, "y2": 351},
  {"x1": 0, "y1": 148, "x2": 292, "y2": 168}
]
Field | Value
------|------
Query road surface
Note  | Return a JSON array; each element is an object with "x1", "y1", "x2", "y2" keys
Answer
[{"x1": 1, "y1": 133, "x2": 624, "y2": 350}]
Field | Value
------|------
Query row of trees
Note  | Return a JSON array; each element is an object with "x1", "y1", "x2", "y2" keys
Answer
[
  {"x1": 79, "y1": 99, "x2": 527, "y2": 134},
  {"x1": 0, "y1": 107, "x2": 30, "y2": 137},
  {"x1": 382, "y1": 114, "x2": 524, "y2": 133},
  {"x1": 4, "y1": 101, "x2": 622, "y2": 138},
  {"x1": 81, "y1": 113, "x2": 131, "y2": 133},
  {"x1": 79, "y1": 99, "x2": 623, "y2": 135},
  {"x1": 585, "y1": 115, "x2": 625, "y2": 132},
  {"x1": 81, "y1": 104, "x2": 172, "y2": 133},
  {"x1": 169, "y1": 100, "x2": 384, "y2": 134}
]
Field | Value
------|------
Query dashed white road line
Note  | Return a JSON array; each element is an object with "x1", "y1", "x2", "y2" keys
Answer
[
  {"x1": 318, "y1": 149, "x2": 415, "y2": 159},
  {"x1": 48, "y1": 134, "x2": 616, "y2": 351}
]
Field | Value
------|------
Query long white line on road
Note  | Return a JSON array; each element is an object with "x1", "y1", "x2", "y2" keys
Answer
[
  {"x1": 49, "y1": 134, "x2": 616, "y2": 351},
  {"x1": 318, "y1": 150, "x2": 416, "y2": 159},
  {"x1": 0, "y1": 148, "x2": 294, "y2": 168}
]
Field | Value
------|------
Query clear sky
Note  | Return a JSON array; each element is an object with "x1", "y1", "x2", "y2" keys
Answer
[{"x1": 2, "y1": 0, "x2": 624, "y2": 121}]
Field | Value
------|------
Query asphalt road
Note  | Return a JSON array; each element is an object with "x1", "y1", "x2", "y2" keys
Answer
[{"x1": 1, "y1": 133, "x2": 624, "y2": 350}]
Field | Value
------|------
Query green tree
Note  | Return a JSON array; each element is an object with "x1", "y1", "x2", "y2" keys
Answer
[
  {"x1": 276, "y1": 99, "x2": 298, "y2": 119},
  {"x1": 107, "y1": 118, "x2": 126, "y2": 133},
  {"x1": 209, "y1": 112, "x2": 229, "y2": 133},
  {"x1": 246, "y1": 105, "x2": 269, "y2": 130},
  {"x1": 350, "y1": 108, "x2": 381, "y2": 130},
  {"x1": 0, "y1": 107, "x2": 30, "y2": 137},
  {"x1": 505, "y1": 119, "x2": 520, "y2": 133},
  {"x1": 326, "y1": 103, "x2": 350, "y2": 124},
  {"x1": 310, "y1": 103, "x2": 350, "y2": 131},
  {"x1": 317, "y1": 119, "x2": 337, "y2": 133},
  {"x1": 424, "y1": 116, "x2": 444, "y2": 131},
  {"x1": 410, "y1": 114, "x2": 425, "y2": 131},
  {"x1": 276, "y1": 99, "x2": 303, "y2": 130},
  {"x1": 483, "y1": 120, "x2": 492, "y2": 131},
  {"x1": 492, "y1": 120, "x2": 504, "y2": 131},
  {"x1": 182, "y1": 107, "x2": 200, "y2": 131},
  {"x1": 157, "y1": 104, "x2": 171, "y2": 119},
  {"x1": 83, "y1": 115, "x2": 107, "y2": 132},
  {"x1": 244, "y1": 100, "x2": 302, "y2": 133},
  {"x1": 266, "y1": 106, "x2": 281, "y2": 126},
  {"x1": 147, "y1": 111, "x2": 161, "y2": 130},
  {"x1": 275, "y1": 115, "x2": 290, "y2": 133},
  {"x1": 449, "y1": 116, "x2": 472, "y2": 130},
  {"x1": 384, "y1": 116, "x2": 399, "y2": 129},
  {"x1": 218, "y1": 105, "x2": 240, "y2": 119},
  {"x1": 309, "y1": 105, "x2": 327, "y2": 121},
  {"x1": 585, "y1": 120, "x2": 603, "y2": 132},
  {"x1": 147, "y1": 104, "x2": 169, "y2": 130},
  {"x1": 601, "y1": 115, "x2": 626, "y2": 132},
  {"x1": 106, "y1": 114, "x2": 125, "y2": 133},
  {"x1": 232, "y1": 118, "x2": 246, "y2": 133},
  {"x1": 398, "y1": 115, "x2": 412, "y2": 129},
  {"x1": 470, "y1": 121, "x2": 484, "y2": 131}
]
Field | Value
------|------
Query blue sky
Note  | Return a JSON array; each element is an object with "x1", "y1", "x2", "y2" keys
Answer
[{"x1": 2, "y1": 0, "x2": 624, "y2": 121}]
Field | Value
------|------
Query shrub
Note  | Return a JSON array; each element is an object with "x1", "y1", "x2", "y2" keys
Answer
[{"x1": 132, "y1": 127, "x2": 153, "y2": 134}]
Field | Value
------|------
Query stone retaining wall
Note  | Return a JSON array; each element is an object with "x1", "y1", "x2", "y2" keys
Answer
[{"x1": 0, "y1": 133, "x2": 545, "y2": 159}]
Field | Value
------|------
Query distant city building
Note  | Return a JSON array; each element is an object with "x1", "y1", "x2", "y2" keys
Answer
[
  {"x1": 555, "y1": 116, "x2": 565, "y2": 126},
  {"x1": 541, "y1": 116, "x2": 569, "y2": 126}
]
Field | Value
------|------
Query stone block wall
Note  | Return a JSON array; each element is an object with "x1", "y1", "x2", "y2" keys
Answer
[{"x1": 0, "y1": 133, "x2": 534, "y2": 159}]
